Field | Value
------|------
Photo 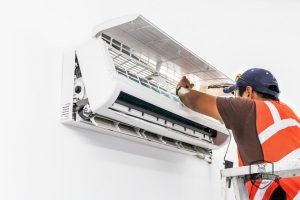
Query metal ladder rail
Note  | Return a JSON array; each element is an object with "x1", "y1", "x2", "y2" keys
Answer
[{"x1": 221, "y1": 161, "x2": 300, "y2": 200}]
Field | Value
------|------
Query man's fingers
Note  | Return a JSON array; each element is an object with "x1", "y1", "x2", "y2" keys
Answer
[{"x1": 178, "y1": 76, "x2": 196, "y2": 90}]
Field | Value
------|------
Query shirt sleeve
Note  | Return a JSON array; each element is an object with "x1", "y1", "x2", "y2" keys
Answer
[
  {"x1": 216, "y1": 97, "x2": 264, "y2": 165},
  {"x1": 216, "y1": 97, "x2": 255, "y2": 129}
]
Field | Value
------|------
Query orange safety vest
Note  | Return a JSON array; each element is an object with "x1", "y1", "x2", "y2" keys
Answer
[{"x1": 238, "y1": 100, "x2": 300, "y2": 200}]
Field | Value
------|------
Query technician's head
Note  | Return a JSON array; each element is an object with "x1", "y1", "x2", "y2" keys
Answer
[{"x1": 223, "y1": 68, "x2": 280, "y2": 100}]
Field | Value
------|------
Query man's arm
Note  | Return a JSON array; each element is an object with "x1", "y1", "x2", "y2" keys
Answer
[{"x1": 177, "y1": 76, "x2": 223, "y2": 122}]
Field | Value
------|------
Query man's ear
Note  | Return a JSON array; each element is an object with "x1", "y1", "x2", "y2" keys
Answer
[{"x1": 245, "y1": 86, "x2": 253, "y2": 98}]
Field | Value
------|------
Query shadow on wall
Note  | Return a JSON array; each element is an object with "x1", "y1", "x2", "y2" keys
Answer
[{"x1": 62, "y1": 124, "x2": 209, "y2": 173}]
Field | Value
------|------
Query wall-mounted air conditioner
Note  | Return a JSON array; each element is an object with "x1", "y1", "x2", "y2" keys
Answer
[{"x1": 61, "y1": 14, "x2": 233, "y2": 163}]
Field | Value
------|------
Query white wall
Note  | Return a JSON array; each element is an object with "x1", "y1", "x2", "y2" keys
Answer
[{"x1": 1, "y1": 0, "x2": 300, "y2": 200}]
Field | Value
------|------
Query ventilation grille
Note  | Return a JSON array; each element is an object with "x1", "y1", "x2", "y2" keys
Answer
[
  {"x1": 91, "y1": 115, "x2": 212, "y2": 160},
  {"x1": 114, "y1": 66, "x2": 180, "y2": 103},
  {"x1": 114, "y1": 92, "x2": 217, "y2": 138},
  {"x1": 100, "y1": 33, "x2": 234, "y2": 95},
  {"x1": 61, "y1": 103, "x2": 71, "y2": 120},
  {"x1": 101, "y1": 33, "x2": 178, "y2": 91}
]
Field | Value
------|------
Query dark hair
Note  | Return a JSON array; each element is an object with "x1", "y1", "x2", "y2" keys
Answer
[
  {"x1": 237, "y1": 86, "x2": 279, "y2": 101},
  {"x1": 237, "y1": 86, "x2": 246, "y2": 97}
]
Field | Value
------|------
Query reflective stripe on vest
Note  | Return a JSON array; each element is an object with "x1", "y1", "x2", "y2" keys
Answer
[
  {"x1": 253, "y1": 180, "x2": 277, "y2": 200},
  {"x1": 294, "y1": 191, "x2": 300, "y2": 200},
  {"x1": 258, "y1": 101, "x2": 300, "y2": 145},
  {"x1": 249, "y1": 100, "x2": 300, "y2": 200}
]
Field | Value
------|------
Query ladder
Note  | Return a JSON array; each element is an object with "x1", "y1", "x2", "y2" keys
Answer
[{"x1": 221, "y1": 161, "x2": 300, "y2": 200}]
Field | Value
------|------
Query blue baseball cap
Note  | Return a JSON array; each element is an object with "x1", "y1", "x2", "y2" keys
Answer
[{"x1": 223, "y1": 68, "x2": 280, "y2": 98}]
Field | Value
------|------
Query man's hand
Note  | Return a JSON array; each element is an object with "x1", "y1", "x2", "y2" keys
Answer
[
  {"x1": 176, "y1": 76, "x2": 194, "y2": 96},
  {"x1": 177, "y1": 76, "x2": 194, "y2": 89},
  {"x1": 176, "y1": 76, "x2": 223, "y2": 122}
]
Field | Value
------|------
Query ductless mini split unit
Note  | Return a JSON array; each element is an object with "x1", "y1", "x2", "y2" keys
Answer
[{"x1": 61, "y1": 14, "x2": 233, "y2": 162}]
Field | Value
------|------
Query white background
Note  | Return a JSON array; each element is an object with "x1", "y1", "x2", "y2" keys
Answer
[{"x1": 1, "y1": 0, "x2": 299, "y2": 199}]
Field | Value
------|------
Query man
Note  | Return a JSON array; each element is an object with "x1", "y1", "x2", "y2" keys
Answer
[{"x1": 176, "y1": 68, "x2": 300, "y2": 200}]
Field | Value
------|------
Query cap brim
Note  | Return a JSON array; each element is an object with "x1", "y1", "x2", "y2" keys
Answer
[{"x1": 223, "y1": 84, "x2": 238, "y2": 93}]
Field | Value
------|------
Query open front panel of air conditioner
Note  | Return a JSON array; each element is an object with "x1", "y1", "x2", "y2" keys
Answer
[{"x1": 61, "y1": 15, "x2": 234, "y2": 162}]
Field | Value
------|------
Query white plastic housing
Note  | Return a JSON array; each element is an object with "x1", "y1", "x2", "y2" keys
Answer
[{"x1": 61, "y1": 15, "x2": 233, "y2": 161}]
